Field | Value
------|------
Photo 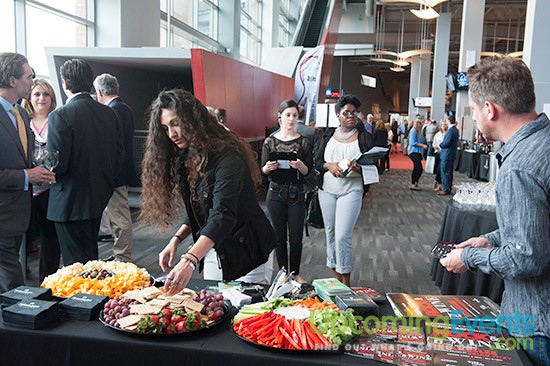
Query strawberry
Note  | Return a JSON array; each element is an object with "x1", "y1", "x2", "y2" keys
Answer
[
  {"x1": 158, "y1": 317, "x2": 170, "y2": 330},
  {"x1": 175, "y1": 321, "x2": 187, "y2": 333},
  {"x1": 149, "y1": 314, "x2": 160, "y2": 327},
  {"x1": 171, "y1": 315, "x2": 184, "y2": 324},
  {"x1": 160, "y1": 308, "x2": 172, "y2": 318}
]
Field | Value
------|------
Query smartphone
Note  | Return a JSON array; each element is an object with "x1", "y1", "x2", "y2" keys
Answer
[{"x1": 431, "y1": 241, "x2": 456, "y2": 259}]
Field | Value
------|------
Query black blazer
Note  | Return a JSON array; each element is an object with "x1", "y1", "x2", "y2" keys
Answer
[
  {"x1": 108, "y1": 97, "x2": 138, "y2": 187},
  {"x1": 178, "y1": 146, "x2": 274, "y2": 249},
  {"x1": 0, "y1": 104, "x2": 33, "y2": 237},
  {"x1": 46, "y1": 93, "x2": 124, "y2": 222}
]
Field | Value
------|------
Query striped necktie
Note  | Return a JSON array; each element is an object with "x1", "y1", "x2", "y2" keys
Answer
[{"x1": 11, "y1": 108, "x2": 28, "y2": 159}]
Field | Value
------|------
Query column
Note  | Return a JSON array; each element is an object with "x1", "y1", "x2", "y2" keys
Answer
[
  {"x1": 408, "y1": 40, "x2": 432, "y2": 120},
  {"x1": 523, "y1": 0, "x2": 550, "y2": 114},
  {"x1": 455, "y1": 0, "x2": 485, "y2": 141},
  {"x1": 218, "y1": 0, "x2": 241, "y2": 59},
  {"x1": 95, "y1": 0, "x2": 160, "y2": 47},
  {"x1": 431, "y1": 12, "x2": 451, "y2": 123}
]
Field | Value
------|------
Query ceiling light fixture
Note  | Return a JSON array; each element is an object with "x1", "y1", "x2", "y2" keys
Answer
[{"x1": 410, "y1": 5, "x2": 439, "y2": 19}]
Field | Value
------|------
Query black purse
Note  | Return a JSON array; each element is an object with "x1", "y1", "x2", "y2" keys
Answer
[{"x1": 306, "y1": 190, "x2": 324, "y2": 229}]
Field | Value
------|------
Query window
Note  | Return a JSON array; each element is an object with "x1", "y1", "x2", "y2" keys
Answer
[
  {"x1": 161, "y1": 0, "x2": 219, "y2": 51},
  {"x1": 0, "y1": 1, "x2": 15, "y2": 52},
  {"x1": 240, "y1": 0, "x2": 262, "y2": 63},
  {"x1": 5, "y1": 0, "x2": 94, "y2": 79},
  {"x1": 278, "y1": 14, "x2": 290, "y2": 47}
]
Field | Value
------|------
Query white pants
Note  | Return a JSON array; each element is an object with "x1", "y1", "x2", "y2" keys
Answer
[
  {"x1": 318, "y1": 189, "x2": 363, "y2": 274},
  {"x1": 203, "y1": 248, "x2": 275, "y2": 285}
]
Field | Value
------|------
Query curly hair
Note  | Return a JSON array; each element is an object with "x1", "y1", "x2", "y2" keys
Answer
[
  {"x1": 334, "y1": 94, "x2": 361, "y2": 115},
  {"x1": 139, "y1": 89, "x2": 260, "y2": 228}
]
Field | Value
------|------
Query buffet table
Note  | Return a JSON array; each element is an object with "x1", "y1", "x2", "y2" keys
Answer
[
  {"x1": 0, "y1": 279, "x2": 392, "y2": 366},
  {"x1": 430, "y1": 201, "x2": 504, "y2": 303}
]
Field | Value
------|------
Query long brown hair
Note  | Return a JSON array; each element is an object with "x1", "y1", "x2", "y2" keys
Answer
[{"x1": 139, "y1": 89, "x2": 260, "y2": 228}]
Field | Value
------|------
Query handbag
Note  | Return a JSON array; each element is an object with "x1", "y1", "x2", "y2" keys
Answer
[
  {"x1": 425, "y1": 155, "x2": 436, "y2": 174},
  {"x1": 306, "y1": 190, "x2": 324, "y2": 229}
]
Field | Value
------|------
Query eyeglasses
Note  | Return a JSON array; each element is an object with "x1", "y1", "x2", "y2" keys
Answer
[{"x1": 340, "y1": 110, "x2": 358, "y2": 118}]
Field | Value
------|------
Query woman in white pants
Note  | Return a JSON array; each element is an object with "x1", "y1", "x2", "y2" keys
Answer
[{"x1": 315, "y1": 95, "x2": 374, "y2": 286}]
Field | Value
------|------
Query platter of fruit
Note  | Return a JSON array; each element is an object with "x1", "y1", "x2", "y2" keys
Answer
[
  {"x1": 232, "y1": 297, "x2": 359, "y2": 352},
  {"x1": 99, "y1": 287, "x2": 229, "y2": 335},
  {"x1": 41, "y1": 260, "x2": 150, "y2": 298}
]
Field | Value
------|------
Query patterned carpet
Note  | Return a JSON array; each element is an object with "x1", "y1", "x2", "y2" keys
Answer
[{"x1": 26, "y1": 162, "x2": 478, "y2": 296}]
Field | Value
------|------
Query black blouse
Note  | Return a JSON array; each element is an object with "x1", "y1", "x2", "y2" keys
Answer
[{"x1": 261, "y1": 135, "x2": 313, "y2": 185}]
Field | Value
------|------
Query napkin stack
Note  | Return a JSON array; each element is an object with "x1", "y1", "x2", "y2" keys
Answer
[
  {"x1": 58, "y1": 293, "x2": 109, "y2": 321},
  {"x1": 0, "y1": 286, "x2": 52, "y2": 308},
  {"x1": 2, "y1": 299, "x2": 59, "y2": 329}
]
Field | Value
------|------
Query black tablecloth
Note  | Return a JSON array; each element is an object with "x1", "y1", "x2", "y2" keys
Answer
[
  {"x1": 0, "y1": 279, "x2": 393, "y2": 366},
  {"x1": 478, "y1": 153, "x2": 491, "y2": 181},
  {"x1": 430, "y1": 201, "x2": 504, "y2": 303},
  {"x1": 459, "y1": 150, "x2": 481, "y2": 179}
]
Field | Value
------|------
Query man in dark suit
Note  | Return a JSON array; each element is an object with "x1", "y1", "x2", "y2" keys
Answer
[
  {"x1": 438, "y1": 115, "x2": 459, "y2": 196},
  {"x1": 93, "y1": 73, "x2": 138, "y2": 262},
  {"x1": 47, "y1": 59, "x2": 124, "y2": 265},
  {"x1": 0, "y1": 52, "x2": 55, "y2": 292}
]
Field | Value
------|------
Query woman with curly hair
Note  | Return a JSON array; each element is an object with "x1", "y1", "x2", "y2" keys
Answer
[{"x1": 140, "y1": 89, "x2": 275, "y2": 293}]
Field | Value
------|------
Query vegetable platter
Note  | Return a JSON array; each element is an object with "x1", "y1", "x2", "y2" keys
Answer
[{"x1": 232, "y1": 297, "x2": 359, "y2": 352}]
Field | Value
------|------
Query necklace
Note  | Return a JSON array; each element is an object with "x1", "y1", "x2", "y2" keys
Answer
[{"x1": 335, "y1": 127, "x2": 356, "y2": 140}]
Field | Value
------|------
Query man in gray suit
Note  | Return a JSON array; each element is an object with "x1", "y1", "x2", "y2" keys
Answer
[
  {"x1": 94, "y1": 73, "x2": 137, "y2": 262},
  {"x1": 0, "y1": 52, "x2": 55, "y2": 292},
  {"x1": 47, "y1": 59, "x2": 123, "y2": 265}
]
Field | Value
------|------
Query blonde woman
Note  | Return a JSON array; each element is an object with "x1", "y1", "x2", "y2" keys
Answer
[
  {"x1": 22, "y1": 79, "x2": 60, "y2": 281},
  {"x1": 408, "y1": 119, "x2": 428, "y2": 190}
]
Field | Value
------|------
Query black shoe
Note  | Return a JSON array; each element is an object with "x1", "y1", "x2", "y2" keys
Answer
[
  {"x1": 98, "y1": 235, "x2": 113, "y2": 242},
  {"x1": 102, "y1": 255, "x2": 115, "y2": 262}
]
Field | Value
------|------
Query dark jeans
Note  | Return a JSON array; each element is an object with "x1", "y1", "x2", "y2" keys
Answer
[
  {"x1": 409, "y1": 153, "x2": 423, "y2": 184},
  {"x1": 266, "y1": 182, "x2": 305, "y2": 275},
  {"x1": 524, "y1": 335, "x2": 550, "y2": 366},
  {"x1": 434, "y1": 154, "x2": 441, "y2": 184},
  {"x1": 55, "y1": 217, "x2": 101, "y2": 266},
  {"x1": 32, "y1": 191, "x2": 60, "y2": 282},
  {"x1": 441, "y1": 157, "x2": 455, "y2": 193}
]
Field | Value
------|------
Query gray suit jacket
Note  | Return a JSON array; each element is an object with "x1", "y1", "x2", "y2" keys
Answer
[{"x1": 0, "y1": 104, "x2": 33, "y2": 237}]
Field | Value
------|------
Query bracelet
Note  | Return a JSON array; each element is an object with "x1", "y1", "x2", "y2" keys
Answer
[
  {"x1": 182, "y1": 257, "x2": 196, "y2": 271},
  {"x1": 186, "y1": 252, "x2": 200, "y2": 264},
  {"x1": 174, "y1": 234, "x2": 183, "y2": 243},
  {"x1": 181, "y1": 253, "x2": 198, "y2": 269}
]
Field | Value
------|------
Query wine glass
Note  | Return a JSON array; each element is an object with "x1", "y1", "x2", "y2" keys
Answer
[
  {"x1": 42, "y1": 150, "x2": 59, "y2": 171},
  {"x1": 33, "y1": 145, "x2": 47, "y2": 167}
]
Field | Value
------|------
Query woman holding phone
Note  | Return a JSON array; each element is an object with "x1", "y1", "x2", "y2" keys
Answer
[{"x1": 261, "y1": 99, "x2": 313, "y2": 283}]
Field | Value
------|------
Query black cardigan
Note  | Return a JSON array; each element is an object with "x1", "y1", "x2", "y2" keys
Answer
[{"x1": 314, "y1": 127, "x2": 375, "y2": 190}]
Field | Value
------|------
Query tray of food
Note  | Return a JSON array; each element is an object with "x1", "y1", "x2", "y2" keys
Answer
[
  {"x1": 41, "y1": 260, "x2": 151, "y2": 298},
  {"x1": 232, "y1": 297, "x2": 359, "y2": 352},
  {"x1": 99, "y1": 287, "x2": 229, "y2": 335}
]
